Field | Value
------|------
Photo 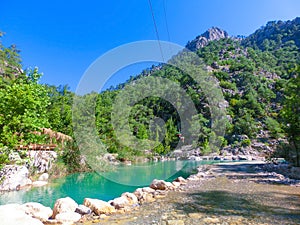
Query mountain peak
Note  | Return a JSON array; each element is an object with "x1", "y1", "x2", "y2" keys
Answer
[{"x1": 186, "y1": 27, "x2": 229, "y2": 51}]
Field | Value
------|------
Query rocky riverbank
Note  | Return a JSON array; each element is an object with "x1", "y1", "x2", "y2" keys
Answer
[
  {"x1": 84, "y1": 161, "x2": 300, "y2": 225},
  {"x1": 1, "y1": 161, "x2": 299, "y2": 225}
]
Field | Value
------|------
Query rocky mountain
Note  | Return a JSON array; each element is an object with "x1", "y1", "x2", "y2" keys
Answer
[
  {"x1": 242, "y1": 17, "x2": 300, "y2": 50},
  {"x1": 186, "y1": 27, "x2": 229, "y2": 51}
]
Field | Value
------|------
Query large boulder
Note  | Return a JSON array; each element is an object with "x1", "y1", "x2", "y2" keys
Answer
[
  {"x1": 0, "y1": 165, "x2": 32, "y2": 191},
  {"x1": 110, "y1": 196, "x2": 129, "y2": 209},
  {"x1": 133, "y1": 188, "x2": 155, "y2": 203},
  {"x1": 150, "y1": 179, "x2": 173, "y2": 190},
  {"x1": 21, "y1": 202, "x2": 52, "y2": 221},
  {"x1": 121, "y1": 192, "x2": 138, "y2": 205},
  {"x1": 52, "y1": 197, "x2": 78, "y2": 219},
  {"x1": 55, "y1": 212, "x2": 81, "y2": 224},
  {"x1": 83, "y1": 198, "x2": 116, "y2": 215},
  {"x1": 0, "y1": 204, "x2": 43, "y2": 225}
]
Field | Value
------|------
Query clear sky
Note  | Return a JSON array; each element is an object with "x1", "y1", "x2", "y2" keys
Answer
[{"x1": 0, "y1": 0, "x2": 299, "y2": 91}]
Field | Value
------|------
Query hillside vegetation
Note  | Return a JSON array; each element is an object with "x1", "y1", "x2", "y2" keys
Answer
[{"x1": 0, "y1": 18, "x2": 299, "y2": 171}]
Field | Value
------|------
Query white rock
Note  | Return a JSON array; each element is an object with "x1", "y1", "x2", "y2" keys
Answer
[
  {"x1": 121, "y1": 192, "x2": 138, "y2": 205},
  {"x1": 0, "y1": 204, "x2": 43, "y2": 225},
  {"x1": 83, "y1": 198, "x2": 116, "y2": 215},
  {"x1": 0, "y1": 165, "x2": 32, "y2": 191},
  {"x1": 52, "y1": 197, "x2": 78, "y2": 219},
  {"x1": 75, "y1": 205, "x2": 92, "y2": 215},
  {"x1": 21, "y1": 202, "x2": 52, "y2": 220},
  {"x1": 55, "y1": 212, "x2": 81, "y2": 224},
  {"x1": 38, "y1": 173, "x2": 49, "y2": 181},
  {"x1": 110, "y1": 196, "x2": 129, "y2": 209}
]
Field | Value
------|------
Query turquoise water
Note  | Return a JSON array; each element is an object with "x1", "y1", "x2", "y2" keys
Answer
[{"x1": 0, "y1": 160, "x2": 221, "y2": 207}]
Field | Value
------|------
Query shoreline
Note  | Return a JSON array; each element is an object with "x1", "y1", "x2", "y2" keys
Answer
[{"x1": 1, "y1": 160, "x2": 300, "y2": 225}]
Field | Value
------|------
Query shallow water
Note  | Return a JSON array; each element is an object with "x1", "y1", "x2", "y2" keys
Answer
[{"x1": 0, "y1": 160, "x2": 222, "y2": 207}]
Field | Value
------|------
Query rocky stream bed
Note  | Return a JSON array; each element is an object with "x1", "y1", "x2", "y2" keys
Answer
[{"x1": 81, "y1": 162, "x2": 300, "y2": 225}]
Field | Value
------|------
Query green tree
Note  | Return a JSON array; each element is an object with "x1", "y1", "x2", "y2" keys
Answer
[
  {"x1": 0, "y1": 68, "x2": 50, "y2": 147},
  {"x1": 281, "y1": 67, "x2": 300, "y2": 166}
]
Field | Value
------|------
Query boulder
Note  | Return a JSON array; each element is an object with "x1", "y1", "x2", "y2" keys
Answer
[
  {"x1": 174, "y1": 176, "x2": 187, "y2": 184},
  {"x1": 55, "y1": 212, "x2": 81, "y2": 224},
  {"x1": 110, "y1": 196, "x2": 129, "y2": 209},
  {"x1": 38, "y1": 173, "x2": 49, "y2": 181},
  {"x1": 0, "y1": 165, "x2": 32, "y2": 191},
  {"x1": 52, "y1": 197, "x2": 78, "y2": 219},
  {"x1": 75, "y1": 205, "x2": 92, "y2": 215},
  {"x1": 0, "y1": 204, "x2": 44, "y2": 225},
  {"x1": 21, "y1": 202, "x2": 52, "y2": 220},
  {"x1": 172, "y1": 181, "x2": 181, "y2": 188},
  {"x1": 83, "y1": 198, "x2": 116, "y2": 215},
  {"x1": 150, "y1": 179, "x2": 169, "y2": 190},
  {"x1": 142, "y1": 187, "x2": 156, "y2": 193},
  {"x1": 121, "y1": 192, "x2": 138, "y2": 205}
]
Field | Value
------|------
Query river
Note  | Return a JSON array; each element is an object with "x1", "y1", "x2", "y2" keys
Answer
[{"x1": 0, "y1": 160, "x2": 223, "y2": 207}]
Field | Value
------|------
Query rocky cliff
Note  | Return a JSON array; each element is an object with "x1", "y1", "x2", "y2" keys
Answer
[{"x1": 186, "y1": 27, "x2": 229, "y2": 51}]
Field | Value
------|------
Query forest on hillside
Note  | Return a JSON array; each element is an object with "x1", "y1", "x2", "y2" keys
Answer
[{"x1": 0, "y1": 18, "x2": 299, "y2": 172}]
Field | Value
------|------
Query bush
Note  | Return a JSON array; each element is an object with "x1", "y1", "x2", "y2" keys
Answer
[{"x1": 241, "y1": 139, "x2": 251, "y2": 147}]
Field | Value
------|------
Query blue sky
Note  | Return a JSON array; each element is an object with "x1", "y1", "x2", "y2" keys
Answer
[{"x1": 0, "y1": 0, "x2": 299, "y2": 91}]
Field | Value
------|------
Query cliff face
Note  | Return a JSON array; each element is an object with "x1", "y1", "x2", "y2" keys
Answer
[{"x1": 186, "y1": 27, "x2": 229, "y2": 51}]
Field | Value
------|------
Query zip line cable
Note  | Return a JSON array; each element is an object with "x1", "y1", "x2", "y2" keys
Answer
[
  {"x1": 148, "y1": 0, "x2": 165, "y2": 62},
  {"x1": 163, "y1": 0, "x2": 171, "y2": 43}
]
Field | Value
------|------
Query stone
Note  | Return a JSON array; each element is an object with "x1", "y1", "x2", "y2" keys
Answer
[
  {"x1": 32, "y1": 181, "x2": 48, "y2": 187},
  {"x1": 0, "y1": 204, "x2": 44, "y2": 225},
  {"x1": 150, "y1": 179, "x2": 169, "y2": 190},
  {"x1": 38, "y1": 173, "x2": 49, "y2": 181},
  {"x1": 0, "y1": 165, "x2": 32, "y2": 191},
  {"x1": 75, "y1": 205, "x2": 92, "y2": 215},
  {"x1": 8, "y1": 152, "x2": 21, "y2": 162},
  {"x1": 174, "y1": 177, "x2": 187, "y2": 184},
  {"x1": 110, "y1": 196, "x2": 129, "y2": 209},
  {"x1": 166, "y1": 219, "x2": 185, "y2": 225},
  {"x1": 55, "y1": 211, "x2": 81, "y2": 224},
  {"x1": 21, "y1": 202, "x2": 52, "y2": 220},
  {"x1": 238, "y1": 155, "x2": 248, "y2": 160},
  {"x1": 83, "y1": 198, "x2": 116, "y2": 215},
  {"x1": 172, "y1": 181, "x2": 181, "y2": 188},
  {"x1": 52, "y1": 197, "x2": 78, "y2": 219},
  {"x1": 188, "y1": 213, "x2": 203, "y2": 219},
  {"x1": 121, "y1": 192, "x2": 138, "y2": 205},
  {"x1": 203, "y1": 217, "x2": 220, "y2": 223},
  {"x1": 27, "y1": 150, "x2": 57, "y2": 173},
  {"x1": 142, "y1": 187, "x2": 156, "y2": 193}
]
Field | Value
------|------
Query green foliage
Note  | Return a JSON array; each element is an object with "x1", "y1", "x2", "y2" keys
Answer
[
  {"x1": 265, "y1": 117, "x2": 283, "y2": 138},
  {"x1": 0, "y1": 68, "x2": 50, "y2": 147},
  {"x1": 281, "y1": 66, "x2": 300, "y2": 166}
]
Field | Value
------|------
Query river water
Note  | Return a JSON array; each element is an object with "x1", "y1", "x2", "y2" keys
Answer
[{"x1": 0, "y1": 160, "x2": 221, "y2": 207}]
